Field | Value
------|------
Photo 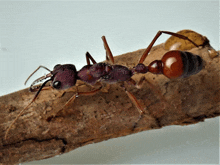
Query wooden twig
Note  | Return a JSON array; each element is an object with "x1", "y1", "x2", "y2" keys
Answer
[{"x1": 0, "y1": 41, "x2": 219, "y2": 164}]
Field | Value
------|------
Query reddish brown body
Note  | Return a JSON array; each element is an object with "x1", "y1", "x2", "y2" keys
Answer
[
  {"x1": 5, "y1": 30, "x2": 204, "y2": 140},
  {"x1": 162, "y1": 50, "x2": 203, "y2": 78},
  {"x1": 77, "y1": 63, "x2": 133, "y2": 85},
  {"x1": 27, "y1": 31, "x2": 203, "y2": 93},
  {"x1": 137, "y1": 50, "x2": 203, "y2": 79}
]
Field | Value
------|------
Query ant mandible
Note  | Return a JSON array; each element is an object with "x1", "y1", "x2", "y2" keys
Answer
[{"x1": 5, "y1": 31, "x2": 203, "y2": 140}]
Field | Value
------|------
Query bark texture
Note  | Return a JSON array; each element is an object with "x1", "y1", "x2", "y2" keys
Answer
[{"x1": 0, "y1": 34, "x2": 219, "y2": 164}]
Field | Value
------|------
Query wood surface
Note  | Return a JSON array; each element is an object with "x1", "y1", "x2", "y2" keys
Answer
[{"x1": 0, "y1": 33, "x2": 219, "y2": 164}]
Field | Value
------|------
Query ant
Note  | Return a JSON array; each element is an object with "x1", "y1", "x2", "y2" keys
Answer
[{"x1": 5, "y1": 31, "x2": 203, "y2": 140}]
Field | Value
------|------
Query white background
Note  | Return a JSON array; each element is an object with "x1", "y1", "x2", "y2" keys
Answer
[{"x1": 0, "y1": 1, "x2": 219, "y2": 164}]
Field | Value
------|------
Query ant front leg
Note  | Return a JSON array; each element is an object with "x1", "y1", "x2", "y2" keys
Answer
[
  {"x1": 138, "y1": 31, "x2": 199, "y2": 64},
  {"x1": 5, "y1": 79, "x2": 51, "y2": 140}
]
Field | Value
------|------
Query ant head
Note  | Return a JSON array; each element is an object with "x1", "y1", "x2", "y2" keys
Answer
[
  {"x1": 51, "y1": 64, "x2": 77, "y2": 90},
  {"x1": 24, "y1": 64, "x2": 77, "y2": 105}
]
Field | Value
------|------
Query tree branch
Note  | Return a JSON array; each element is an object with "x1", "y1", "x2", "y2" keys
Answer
[{"x1": 0, "y1": 36, "x2": 219, "y2": 164}]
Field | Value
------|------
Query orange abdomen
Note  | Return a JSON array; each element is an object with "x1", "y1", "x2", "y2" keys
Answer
[{"x1": 161, "y1": 50, "x2": 203, "y2": 79}]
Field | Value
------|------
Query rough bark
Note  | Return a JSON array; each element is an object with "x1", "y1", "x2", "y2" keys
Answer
[{"x1": 0, "y1": 40, "x2": 219, "y2": 164}]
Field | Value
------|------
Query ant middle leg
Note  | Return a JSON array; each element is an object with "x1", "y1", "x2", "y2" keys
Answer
[
  {"x1": 47, "y1": 85, "x2": 103, "y2": 121},
  {"x1": 64, "y1": 85, "x2": 102, "y2": 107}
]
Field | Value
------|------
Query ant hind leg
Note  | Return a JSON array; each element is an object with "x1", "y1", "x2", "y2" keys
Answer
[
  {"x1": 120, "y1": 81, "x2": 145, "y2": 130},
  {"x1": 138, "y1": 30, "x2": 199, "y2": 64}
]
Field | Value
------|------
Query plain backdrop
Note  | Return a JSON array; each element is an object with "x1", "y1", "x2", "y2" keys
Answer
[{"x1": 0, "y1": 1, "x2": 219, "y2": 164}]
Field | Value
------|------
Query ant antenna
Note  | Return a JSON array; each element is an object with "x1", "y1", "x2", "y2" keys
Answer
[{"x1": 25, "y1": 65, "x2": 52, "y2": 85}]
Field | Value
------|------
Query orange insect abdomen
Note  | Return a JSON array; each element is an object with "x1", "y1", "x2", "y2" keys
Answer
[{"x1": 161, "y1": 50, "x2": 203, "y2": 79}]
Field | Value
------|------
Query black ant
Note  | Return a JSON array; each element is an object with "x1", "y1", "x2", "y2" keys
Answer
[{"x1": 5, "y1": 31, "x2": 203, "y2": 140}]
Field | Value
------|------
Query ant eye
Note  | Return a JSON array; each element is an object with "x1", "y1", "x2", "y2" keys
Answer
[{"x1": 53, "y1": 81, "x2": 61, "y2": 89}]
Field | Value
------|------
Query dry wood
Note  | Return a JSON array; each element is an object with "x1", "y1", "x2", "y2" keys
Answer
[{"x1": 0, "y1": 39, "x2": 219, "y2": 164}]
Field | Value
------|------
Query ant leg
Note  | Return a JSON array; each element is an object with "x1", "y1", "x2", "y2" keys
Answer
[
  {"x1": 65, "y1": 85, "x2": 102, "y2": 107},
  {"x1": 126, "y1": 90, "x2": 144, "y2": 129},
  {"x1": 5, "y1": 103, "x2": 32, "y2": 140},
  {"x1": 101, "y1": 36, "x2": 114, "y2": 64},
  {"x1": 136, "y1": 76, "x2": 168, "y2": 106},
  {"x1": 135, "y1": 76, "x2": 146, "y2": 89},
  {"x1": 120, "y1": 82, "x2": 144, "y2": 129},
  {"x1": 125, "y1": 90, "x2": 144, "y2": 115},
  {"x1": 127, "y1": 77, "x2": 146, "y2": 89},
  {"x1": 126, "y1": 77, "x2": 170, "y2": 129},
  {"x1": 138, "y1": 31, "x2": 199, "y2": 64},
  {"x1": 126, "y1": 78, "x2": 136, "y2": 86},
  {"x1": 5, "y1": 79, "x2": 51, "y2": 140},
  {"x1": 86, "y1": 52, "x2": 97, "y2": 65},
  {"x1": 47, "y1": 85, "x2": 102, "y2": 120},
  {"x1": 143, "y1": 78, "x2": 168, "y2": 104},
  {"x1": 123, "y1": 79, "x2": 144, "y2": 114},
  {"x1": 25, "y1": 65, "x2": 52, "y2": 85}
]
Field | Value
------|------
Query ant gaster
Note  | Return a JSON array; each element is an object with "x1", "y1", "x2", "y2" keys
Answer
[{"x1": 5, "y1": 31, "x2": 203, "y2": 140}]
